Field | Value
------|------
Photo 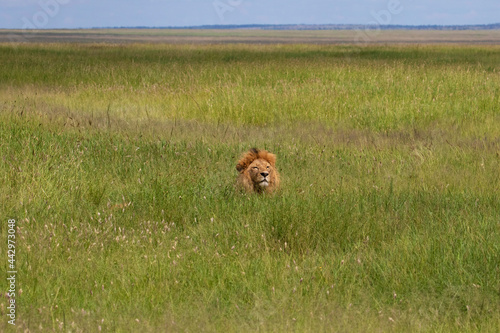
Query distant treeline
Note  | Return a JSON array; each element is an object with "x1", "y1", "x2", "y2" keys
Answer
[{"x1": 115, "y1": 23, "x2": 500, "y2": 30}]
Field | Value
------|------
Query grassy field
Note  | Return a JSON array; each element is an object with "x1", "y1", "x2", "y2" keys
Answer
[
  {"x1": 1, "y1": 37, "x2": 500, "y2": 332},
  {"x1": 2, "y1": 28, "x2": 500, "y2": 44}
]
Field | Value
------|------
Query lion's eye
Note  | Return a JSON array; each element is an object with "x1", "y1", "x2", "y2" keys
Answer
[
  {"x1": 266, "y1": 166, "x2": 270, "y2": 169},
  {"x1": 252, "y1": 167, "x2": 258, "y2": 170}
]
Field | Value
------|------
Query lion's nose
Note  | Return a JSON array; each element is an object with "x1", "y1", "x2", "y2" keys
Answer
[{"x1": 260, "y1": 172, "x2": 269, "y2": 177}]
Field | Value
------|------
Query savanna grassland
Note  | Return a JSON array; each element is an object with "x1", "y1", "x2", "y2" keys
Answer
[{"x1": 1, "y1": 33, "x2": 500, "y2": 332}]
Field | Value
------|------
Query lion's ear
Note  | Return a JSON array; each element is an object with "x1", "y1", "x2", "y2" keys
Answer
[
  {"x1": 266, "y1": 153, "x2": 277, "y2": 167},
  {"x1": 236, "y1": 163, "x2": 245, "y2": 172}
]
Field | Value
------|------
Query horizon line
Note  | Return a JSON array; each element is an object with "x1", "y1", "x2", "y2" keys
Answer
[{"x1": 2, "y1": 22, "x2": 500, "y2": 31}]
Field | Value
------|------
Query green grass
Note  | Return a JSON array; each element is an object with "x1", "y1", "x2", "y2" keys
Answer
[{"x1": 1, "y1": 42, "x2": 500, "y2": 332}]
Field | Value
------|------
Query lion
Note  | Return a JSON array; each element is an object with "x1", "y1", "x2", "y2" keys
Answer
[{"x1": 236, "y1": 148, "x2": 280, "y2": 194}]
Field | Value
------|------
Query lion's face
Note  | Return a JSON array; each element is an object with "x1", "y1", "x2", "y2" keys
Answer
[
  {"x1": 247, "y1": 158, "x2": 273, "y2": 189},
  {"x1": 236, "y1": 148, "x2": 280, "y2": 194}
]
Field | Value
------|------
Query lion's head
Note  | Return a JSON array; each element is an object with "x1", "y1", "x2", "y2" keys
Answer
[{"x1": 236, "y1": 148, "x2": 280, "y2": 194}]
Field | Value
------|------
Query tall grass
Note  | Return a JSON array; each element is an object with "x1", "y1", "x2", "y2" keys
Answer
[{"x1": 1, "y1": 42, "x2": 499, "y2": 332}]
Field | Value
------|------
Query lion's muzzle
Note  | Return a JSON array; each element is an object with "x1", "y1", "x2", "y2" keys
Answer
[{"x1": 259, "y1": 172, "x2": 270, "y2": 187}]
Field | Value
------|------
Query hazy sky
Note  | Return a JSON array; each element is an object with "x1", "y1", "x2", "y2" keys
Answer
[{"x1": 1, "y1": 0, "x2": 499, "y2": 29}]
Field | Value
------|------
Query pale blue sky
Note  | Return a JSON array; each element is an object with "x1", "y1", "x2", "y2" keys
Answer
[{"x1": 1, "y1": 0, "x2": 499, "y2": 29}]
